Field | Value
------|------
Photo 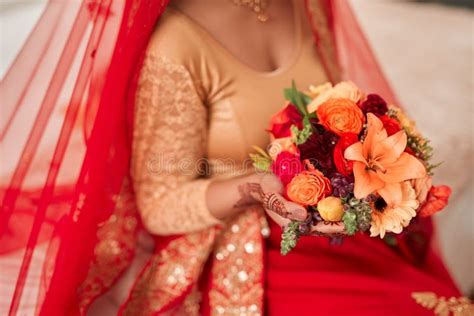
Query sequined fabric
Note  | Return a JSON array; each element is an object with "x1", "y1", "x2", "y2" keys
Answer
[
  {"x1": 121, "y1": 230, "x2": 218, "y2": 315},
  {"x1": 131, "y1": 53, "x2": 223, "y2": 235},
  {"x1": 412, "y1": 292, "x2": 474, "y2": 316},
  {"x1": 209, "y1": 208, "x2": 267, "y2": 316},
  {"x1": 77, "y1": 178, "x2": 139, "y2": 313}
]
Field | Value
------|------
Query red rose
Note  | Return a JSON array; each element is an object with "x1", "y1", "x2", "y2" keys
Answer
[
  {"x1": 333, "y1": 133, "x2": 359, "y2": 176},
  {"x1": 271, "y1": 151, "x2": 303, "y2": 185},
  {"x1": 379, "y1": 115, "x2": 401, "y2": 136},
  {"x1": 267, "y1": 103, "x2": 303, "y2": 138}
]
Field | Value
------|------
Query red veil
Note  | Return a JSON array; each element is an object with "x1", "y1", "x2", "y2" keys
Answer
[{"x1": 0, "y1": 0, "x2": 398, "y2": 314}]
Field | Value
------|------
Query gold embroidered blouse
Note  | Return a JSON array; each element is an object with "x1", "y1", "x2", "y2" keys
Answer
[{"x1": 131, "y1": 5, "x2": 328, "y2": 235}]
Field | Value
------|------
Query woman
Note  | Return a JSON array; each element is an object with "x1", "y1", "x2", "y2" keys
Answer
[{"x1": 0, "y1": 1, "x2": 467, "y2": 315}]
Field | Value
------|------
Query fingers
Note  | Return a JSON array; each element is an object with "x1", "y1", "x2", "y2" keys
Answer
[
  {"x1": 262, "y1": 192, "x2": 307, "y2": 221},
  {"x1": 264, "y1": 207, "x2": 291, "y2": 228},
  {"x1": 259, "y1": 173, "x2": 284, "y2": 195},
  {"x1": 310, "y1": 221, "x2": 345, "y2": 236},
  {"x1": 283, "y1": 199, "x2": 308, "y2": 221}
]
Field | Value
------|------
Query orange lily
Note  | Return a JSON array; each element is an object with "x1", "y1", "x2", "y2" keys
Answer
[{"x1": 344, "y1": 113, "x2": 426, "y2": 204}]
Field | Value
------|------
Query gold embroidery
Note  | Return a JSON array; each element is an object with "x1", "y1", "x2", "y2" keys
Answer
[
  {"x1": 305, "y1": 0, "x2": 342, "y2": 84},
  {"x1": 412, "y1": 292, "x2": 474, "y2": 316},
  {"x1": 77, "y1": 178, "x2": 139, "y2": 313},
  {"x1": 178, "y1": 286, "x2": 202, "y2": 316},
  {"x1": 121, "y1": 229, "x2": 217, "y2": 315},
  {"x1": 132, "y1": 53, "x2": 222, "y2": 236},
  {"x1": 209, "y1": 208, "x2": 265, "y2": 316}
]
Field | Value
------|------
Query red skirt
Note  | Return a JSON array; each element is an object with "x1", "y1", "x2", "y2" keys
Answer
[{"x1": 264, "y1": 220, "x2": 460, "y2": 316}]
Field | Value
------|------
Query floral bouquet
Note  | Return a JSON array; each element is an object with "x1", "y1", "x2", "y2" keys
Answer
[{"x1": 251, "y1": 81, "x2": 451, "y2": 255}]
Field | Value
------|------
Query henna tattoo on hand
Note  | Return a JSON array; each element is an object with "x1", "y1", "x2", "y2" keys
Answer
[
  {"x1": 310, "y1": 231, "x2": 345, "y2": 237},
  {"x1": 310, "y1": 221, "x2": 346, "y2": 237},
  {"x1": 262, "y1": 192, "x2": 289, "y2": 218},
  {"x1": 233, "y1": 182, "x2": 264, "y2": 209}
]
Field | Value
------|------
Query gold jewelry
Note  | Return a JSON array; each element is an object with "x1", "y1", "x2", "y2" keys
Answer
[{"x1": 231, "y1": 0, "x2": 270, "y2": 22}]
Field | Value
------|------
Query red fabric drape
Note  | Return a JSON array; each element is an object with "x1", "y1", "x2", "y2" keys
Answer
[
  {"x1": 330, "y1": 0, "x2": 399, "y2": 104},
  {"x1": 1, "y1": 0, "x2": 169, "y2": 314},
  {"x1": 0, "y1": 1, "x2": 409, "y2": 314}
]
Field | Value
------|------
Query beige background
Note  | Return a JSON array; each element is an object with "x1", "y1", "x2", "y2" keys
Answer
[{"x1": 1, "y1": 1, "x2": 473, "y2": 313}]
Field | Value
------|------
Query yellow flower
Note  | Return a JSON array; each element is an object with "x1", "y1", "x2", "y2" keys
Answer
[
  {"x1": 370, "y1": 181, "x2": 419, "y2": 238},
  {"x1": 389, "y1": 106, "x2": 421, "y2": 137},
  {"x1": 308, "y1": 81, "x2": 363, "y2": 113},
  {"x1": 317, "y1": 197, "x2": 344, "y2": 222},
  {"x1": 307, "y1": 82, "x2": 333, "y2": 99}
]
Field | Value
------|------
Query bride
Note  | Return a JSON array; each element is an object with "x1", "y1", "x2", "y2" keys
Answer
[{"x1": 0, "y1": 0, "x2": 467, "y2": 315}]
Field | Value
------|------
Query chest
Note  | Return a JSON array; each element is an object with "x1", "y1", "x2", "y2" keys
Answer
[{"x1": 206, "y1": 43, "x2": 328, "y2": 164}]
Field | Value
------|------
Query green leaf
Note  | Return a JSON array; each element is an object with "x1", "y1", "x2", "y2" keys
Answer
[
  {"x1": 383, "y1": 235, "x2": 398, "y2": 247},
  {"x1": 249, "y1": 146, "x2": 272, "y2": 172},
  {"x1": 280, "y1": 221, "x2": 301, "y2": 255},
  {"x1": 284, "y1": 81, "x2": 311, "y2": 117},
  {"x1": 342, "y1": 211, "x2": 357, "y2": 236},
  {"x1": 302, "y1": 93, "x2": 312, "y2": 106},
  {"x1": 251, "y1": 145, "x2": 271, "y2": 159},
  {"x1": 302, "y1": 115, "x2": 312, "y2": 129},
  {"x1": 291, "y1": 124, "x2": 313, "y2": 145},
  {"x1": 284, "y1": 88, "x2": 296, "y2": 104},
  {"x1": 292, "y1": 80, "x2": 309, "y2": 116},
  {"x1": 249, "y1": 153, "x2": 271, "y2": 172}
]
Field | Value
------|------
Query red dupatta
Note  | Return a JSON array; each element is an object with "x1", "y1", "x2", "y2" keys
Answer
[{"x1": 0, "y1": 0, "x2": 400, "y2": 314}]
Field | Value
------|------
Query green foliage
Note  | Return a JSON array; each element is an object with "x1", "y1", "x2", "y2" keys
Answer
[
  {"x1": 387, "y1": 108, "x2": 440, "y2": 175},
  {"x1": 250, "y1": 146, "x2": 272, "y2": 172},
  {"x1": 383, "y1": 234, "x2": 398, "y2": 247},
  {"x1": 342, "y1": 211, "x2": 357, "y2": 236},
  {"x1": 341, "y1": 197, "x2": 372, "y2": 235},
  {"x1": 284, "y1": 80, "x2": 318, "y2": 145},
  {"x1": 405, "y1": 131, "x2": 441, "y2": 175},
  {"x1": 291, "y1": 124, "x2": 313, "y2": 145},
  {"x1": 284, "y1": 81, "x2": 311, "y2": 117},
  {"x1": 281, "y1": 221, "x2": 301, "y2": 255}
]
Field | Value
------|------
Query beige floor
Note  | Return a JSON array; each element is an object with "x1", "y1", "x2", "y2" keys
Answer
[{"x1": 0, "y1": 1, "x2": 473, "y2": 314}]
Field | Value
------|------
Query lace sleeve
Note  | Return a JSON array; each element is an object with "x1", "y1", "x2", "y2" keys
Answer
[{"x1": 131, "y1": 54, "x2": 222, "y2": 235}]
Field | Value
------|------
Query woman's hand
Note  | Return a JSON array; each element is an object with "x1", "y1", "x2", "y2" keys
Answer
[{"x1": 256, "y1": 173, "x2": 346, "y2": 237}]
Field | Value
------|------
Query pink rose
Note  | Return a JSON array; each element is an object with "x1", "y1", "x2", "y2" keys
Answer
[{"x1": 271, "y1": 151, "x2": 303, "y2": 185}]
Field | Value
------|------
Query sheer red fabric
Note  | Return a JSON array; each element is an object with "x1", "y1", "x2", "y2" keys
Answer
[
  {"x1": 1, "y1": 1, "x2": 169, "y2": 314},
  {"x1": 0, "y1": 0, "x2": 417, "y2": 315},
  {"x1": 330, "y1": 0, "x2": 399, "y2": 104}
]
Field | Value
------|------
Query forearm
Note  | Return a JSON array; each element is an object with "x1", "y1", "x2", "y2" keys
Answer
[{"x1": 205, "y1": 173, "x2": 264, "y2": 220}]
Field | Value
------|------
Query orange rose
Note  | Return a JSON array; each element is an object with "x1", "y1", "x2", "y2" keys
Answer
[
  {"x1": 307, "y1": 81, "x2": 363, "y2": 113},
  {"x1": 286, "y1": 168, "x2": 332, "y2": 206},
  {"x1": 317, "y1": 98, "x2": 365, "y2": 135}
]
